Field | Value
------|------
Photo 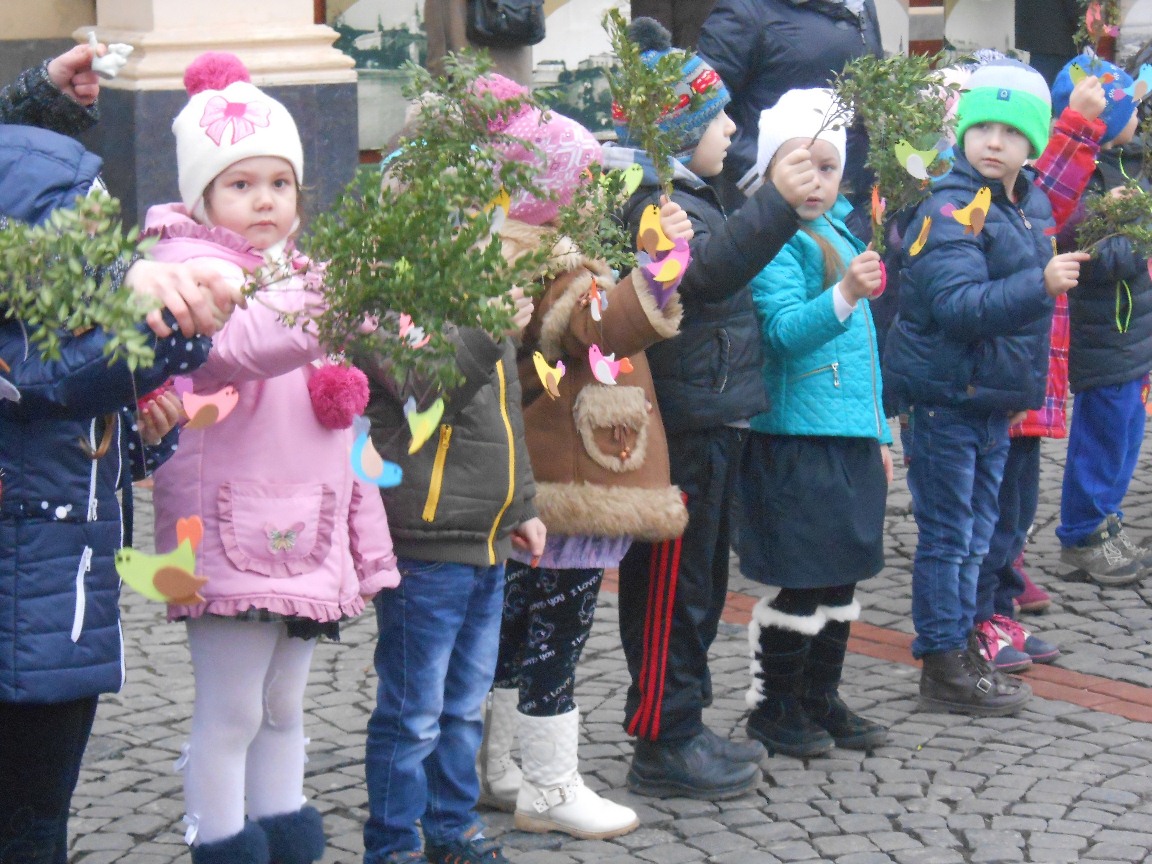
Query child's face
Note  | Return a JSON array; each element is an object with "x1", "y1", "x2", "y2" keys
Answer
[
  {"x1": 963, "y1": 122, "x2": 1030, "y2": 187},
  {"x1": 1108, "y1": 110, "x2": 1139, "y2": 148},
  {"x1": 204, "y1": 156, "x2": 298, "y2": 251},
  {"x1": 774, "y1": 137, "x2": 843, "y2": 221},
  {"x1": 687, "y1": 111, "x2": 737, "y2": 178}
]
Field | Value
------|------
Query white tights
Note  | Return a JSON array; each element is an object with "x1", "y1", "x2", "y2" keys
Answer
[{"x1": 183, "y1": 617, "x2": 316, "y2": 845}]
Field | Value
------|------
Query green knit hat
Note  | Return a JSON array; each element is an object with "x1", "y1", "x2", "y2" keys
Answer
[{"x1": 955, "y1": 58, "x2": 1052, "y2": 158}]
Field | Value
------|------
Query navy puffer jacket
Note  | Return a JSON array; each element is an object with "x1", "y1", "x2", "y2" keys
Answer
[
  {"x1": 1, "y1": 125, "x2": 212, "y2": 704},
  {"x1": 1058, "y1": 149, "x2": 1152, "y2": 392},
  {"x1": 882, "y1": 153, "x2": 1057, "y2": 415}
]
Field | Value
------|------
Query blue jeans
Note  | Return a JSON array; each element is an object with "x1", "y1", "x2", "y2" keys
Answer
[
  {"x1": 1057, "y1": 379, "x2": 1147, "y2": 546},
  {"x1": 976, "y1": 435, "x2": 1040, "y2": 622},
  {"x1": 363, "y1": 558, "x2": 505, "y2": 862},
  {"x1": 906, "y1": 406, "x2": 1010, "y2": 657}
]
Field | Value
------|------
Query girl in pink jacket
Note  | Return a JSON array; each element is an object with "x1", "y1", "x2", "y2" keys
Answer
[{"x1": 146, "y1": 53, "x2": 400, "y2": 864}]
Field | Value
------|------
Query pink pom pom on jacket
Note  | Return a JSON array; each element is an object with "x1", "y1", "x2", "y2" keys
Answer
[{"x1": 144, "y1": 203, "x2": 400, "y2": 622}]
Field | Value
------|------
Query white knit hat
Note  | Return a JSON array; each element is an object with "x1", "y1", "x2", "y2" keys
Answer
[
  {"x1": 172, "y1": 52, "x2": 304, "y2": 215},
  {"x1": 742, "y1": 88, "x2": 849, "y2": 196}
]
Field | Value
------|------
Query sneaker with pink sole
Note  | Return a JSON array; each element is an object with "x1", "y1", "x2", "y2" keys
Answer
[{"x1": 974, "y1": 619, "x2": 1031, "y2": 673}]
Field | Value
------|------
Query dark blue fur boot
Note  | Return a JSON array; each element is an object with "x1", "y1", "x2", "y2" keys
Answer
[
  {"x1": 257, "y1": 806, "x2": 326, "y2": 864},
  {"x1": 190, "y1": 822, "x2": 269, "y2": 864}
]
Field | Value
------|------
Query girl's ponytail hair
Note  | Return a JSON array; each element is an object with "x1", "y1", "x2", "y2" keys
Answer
[{"x1": 801, "y1": 224, "x2": 846, "y2": 290}]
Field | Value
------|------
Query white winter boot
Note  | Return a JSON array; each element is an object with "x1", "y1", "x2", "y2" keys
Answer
[
  {"x1": 477, "y1": 687, "x2": 521, "y2": 811},
  {"x1": 514, "y1": 707, "x2": 639, "y2": 839}
]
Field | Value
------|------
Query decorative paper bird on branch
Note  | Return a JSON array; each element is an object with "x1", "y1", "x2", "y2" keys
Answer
[
  {"x1": 589, "y1": 344, "x2": 633, "y2": 386},
  {"x1": 942, "y1": 186, "x2": 992, "y2": 236},
  {"x1": 115, "y1": 516, "x2": 208, "y2": 604},
  {"x1": 181, "y1": 385, "x2": 240, "y2": 430},
  {"x1": 404, "y1": 396, "x2": 445, "y2": 455},
  {"x1": 351, "y1": 416, "x2": 403, "y2": 488},
  {"x1": 0, "y1": 358, "x2": 19, "y2": 404},
  {"x1": 532, "y1": 351, "x2": 566, "y2": 399}
]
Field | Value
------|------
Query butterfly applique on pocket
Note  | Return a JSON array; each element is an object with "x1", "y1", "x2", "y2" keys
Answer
[{"x1": 266, "y1": 522, "x2": 306, "y2": 554}]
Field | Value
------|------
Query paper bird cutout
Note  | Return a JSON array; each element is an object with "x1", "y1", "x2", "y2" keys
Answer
[
  {"x1": 0, "y1": 358, "x2": 20, "y2": 404},
  {"x1": 941, "y1": 187, "x2": 991, "y2": 236},
  {"x1": 588, "y1": 278, "x2": 609, "y2": 322},
  {"x1": 871, "y1": 186, "x2": 886, "y2": 226},
  {"x1": 1130, "y1": 64, "x2": 1152, "y2": 102},
  {"x1": 532, "y1": 351, "x2": 566, "y2": 399},
  {"x1": 351, "y1": 416, "x2": 403, "y2": 487},
  {"x1": 619, "y1": 163, "x2": 644, "y2": 196},
  {"x1": 637, "y1": 204, "x2": 675, "y2": 256},
  {"x1": 88, "y1": 31, "x2": 133, "y2": 80},
  {"x1": 182, "y1": 385, "x2": 239, "y2": 430},
  {"x1": 908, "y1": 216, "x2": 932, "y2": 257},
  {"x1": 404, "y1": 396, "x2": 445, "y2": 455},
  {"x1": 115, "y1": 515, "x2": 208, "y2": 604},
  {"x1": 398, "y1": 313, "x2": 430, "y2": 349},
  {"x1": 589, "y1": 344, "x2": 633, "y2": 386}
]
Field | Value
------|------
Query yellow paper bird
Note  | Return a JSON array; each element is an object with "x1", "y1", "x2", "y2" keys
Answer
[
  {"x1": 908, "y1": 216, "x2": 932, "y2": 257},
  {"x1": 943, "y1": 186, "x2": 992, "y2": 236},
  {"x1": 115, "y1": 516, "x2": 207, "y2": 604},
  {"x1": 637, "y1": 204, "x2": 675, "y2": 256},
  {"x1": 532, "y1": 351, "x2": 566, "y2": 400},
  {"x1": 404, "y1": 396, "x2": 445, "y2": 455}
]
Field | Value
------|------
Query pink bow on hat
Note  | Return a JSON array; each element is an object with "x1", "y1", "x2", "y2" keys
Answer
[{"x1": 200, "y1": 96, "x2": 272, "y2": 146}]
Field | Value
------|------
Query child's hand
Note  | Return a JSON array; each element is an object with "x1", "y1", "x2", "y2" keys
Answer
[
  {"x1": 126, "y1": 260, "x2": 246, "y2": 338},
  {"x1": 1109, "y1": 185, "x2": 1136, "y2": 200},
  {"x1": 511, "y1": 516, "x2": 547, "y2": 566},
  {"x1": 1068, "y1": 75, "x2": 1107, "y2": 123},
  {"x1": 1044, "y1": 251, "x2": 1090, "y2": 297},
  {"x1": 504, "y1": 286, "x2": 535, "y2": 335},
  {"x1": 46, "y1": 42, "x2": 104, "y2": 106},
  {"x1": 657, "y1": 196, "x2": 693, "y2": 242},
  {"x1": 839, "y1": 250, "x2": 884, "y2": 302},
  {"x1": 136, "y1": 390, "x2": 185, "y2": 446},
  {"x1": 881, "y1": 445, "x2": 894, "y2": 484},
  {"x1": 771, "y1": 147, "x2": 819, "y2": 211}
]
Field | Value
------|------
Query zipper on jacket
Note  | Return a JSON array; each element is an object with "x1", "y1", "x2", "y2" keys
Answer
[
  {"x1": 86, "y1": 419, "x2": 100, "y2": 521},
  {"x1": 71, "y1": 546, "x2": 92, "y2": 642},
  {"x1": 794, "y1": 361, "x2": 840, "y2": 387},
  {"x1": 421, "y1": 425, "x2": 453, "y2": 523},
  {"x1": 1015, "y1": 205, "x2": 1032, "y2": 229},
  {"x1": 487, "y1": 361, "x2": 517, "y2": 566}
]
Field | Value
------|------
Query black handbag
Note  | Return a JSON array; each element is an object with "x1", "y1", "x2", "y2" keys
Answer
[{"x1": 466, "y1": 0, "x2": 546, "y2": 48}]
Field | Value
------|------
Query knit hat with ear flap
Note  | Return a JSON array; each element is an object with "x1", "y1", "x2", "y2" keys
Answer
[
  {"x1": 479, "y1": 73, "x2": 601, "y2": 226},
  {"x1": 745, "y1": 88, "x2": 848, "y2": 196},
  {"x1": 1051, "y1": 52, "x2": 1136, "y2": 145},
  {"x1": 955, "y1": 58, "x2": 1052, "y2": 158},
  {"x1": 612, "y1": 17, "x2": 730, "y2": 160},
  {"x1": 172, "y1": 52, "x2": 304, "y2": 217}
]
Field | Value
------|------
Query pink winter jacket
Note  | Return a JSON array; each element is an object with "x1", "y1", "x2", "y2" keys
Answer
[{"x1": 145, "y1": 204, "x2": 400, "y2": 622}]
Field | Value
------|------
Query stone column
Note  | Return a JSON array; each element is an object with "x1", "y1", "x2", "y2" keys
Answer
[
  {"x1": 78, "y1": 0, "x2": 357, "y2": 226},
  {"x1": 908, "y1": 0, "x2": 945, "y2": 56}
]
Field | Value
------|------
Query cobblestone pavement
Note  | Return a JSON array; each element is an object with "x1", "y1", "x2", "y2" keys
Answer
[{"x1": 68, "y1": 430, "x2": 1152, "y2": 864}]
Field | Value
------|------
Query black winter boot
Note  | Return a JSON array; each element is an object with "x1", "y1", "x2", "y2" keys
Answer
[
  {"x1": 190, "y1": 822, "x2": 270, "y2": 864},
  {"x1": 256, "y1": 806, "x2": 325, "y2": 864},
  {"x1": 919, "y1": 632, "x2": 1032, "y2": 716},
  {"x1": 628, "y1": 730, "x2": 760, "y2": 800},
  {"x1": 744, "y1": 601, "x2": 833, "y2": 758},
  {"x1": 802, "y1": 610, "x2": 887, "y2": 751}
]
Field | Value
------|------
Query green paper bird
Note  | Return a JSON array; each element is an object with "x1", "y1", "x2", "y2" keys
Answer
[{"x1": 115, "y1": 515, "x2": 208, "y2": 604}]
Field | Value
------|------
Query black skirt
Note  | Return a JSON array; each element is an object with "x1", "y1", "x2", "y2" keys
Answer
[{"x1": 735, "y1": 433, "x2": 886, "y2": 589}]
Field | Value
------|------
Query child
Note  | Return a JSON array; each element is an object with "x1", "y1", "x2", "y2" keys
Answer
[
  {"x1": 1, "y1": 46, "x2": 240, "y2": 863},
  {"x1": 972, "y1": 61, "x2": 1112, "y2": 670},
  {"x1": 734, "y1": 88, "x2": 891, "y2": 758},
  {"x1": 1050, "y1": 53, "x2": 1152, "y2": 588},
  {"x1": 146, "y1": 53, "x2": 401, "y2": 864},
  {"x1": 600, "y1": 17, "x2": 817, "y2": 799},
  {"x1": 359, "y1": 107, "x2": 547, "y2": 864},
  {"x1": 476, "y1": 80, "x2": 690, "y2": 838},
  {"x1": 883, "y1": 58, "x2": 1089, "y2": 716}
]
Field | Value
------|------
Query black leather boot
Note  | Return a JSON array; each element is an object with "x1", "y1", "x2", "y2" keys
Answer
[
  {"x1": 628, "y1": 730, "x2": 760, "y2": 800},
  {"x1": 802, "y1": 616, "x2": 887, "y2": 751},
  {"x1": 919, "y1": 632, "x2": 1032, "y2": 716}
]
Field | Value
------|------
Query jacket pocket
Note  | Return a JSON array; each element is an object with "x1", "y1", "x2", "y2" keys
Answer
[
  {"x1": 573, "y1": 385, "x2": 651, "y2": 473},
  {"x1": 218, "y1": 481, "x2": 337, "y2": 577}
]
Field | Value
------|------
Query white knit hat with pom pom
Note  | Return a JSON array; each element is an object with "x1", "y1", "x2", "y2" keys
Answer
[{"x1": 172, "y1": 52, "x2": 304, "y2": 216}]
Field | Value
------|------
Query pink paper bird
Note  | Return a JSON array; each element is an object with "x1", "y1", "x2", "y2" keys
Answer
[
  {"x1": 182, "y1": 385, "x2": 239, "y2": 430},
  {"x1": 588, "y1": 344, "x2": 634, "y2": 386}
]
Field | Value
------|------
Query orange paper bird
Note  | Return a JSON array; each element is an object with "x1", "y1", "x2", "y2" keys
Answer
[
  {"x1": 532, "y1": 351, "x2": 566, "y2": 399},
  {"x1": 637, "y1": 204, "x2": 675, "y2": 256},
  {"x1": 941, "y1": 186, "x2": 991, "y2": 236},
  {"x1": 588, "y1": 344, "x2": 633, "y2": 386},
  {"x1": 588, "y1": 278, "x2": 608, "y2": 322},
  {"x1": 115, "y1": 516, "x2": 208, "y2": 604},
  {"x1": 182, "y1": 385, "x2": 239, "y2": 430}
]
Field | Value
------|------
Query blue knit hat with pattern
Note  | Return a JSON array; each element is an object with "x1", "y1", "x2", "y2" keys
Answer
[
  {"x1": 1051, "y1": 53, "x2": 1136, "y2": 145},
  {"x1": 612, "y1": 17, "x2": 731, "y2": 161}
]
